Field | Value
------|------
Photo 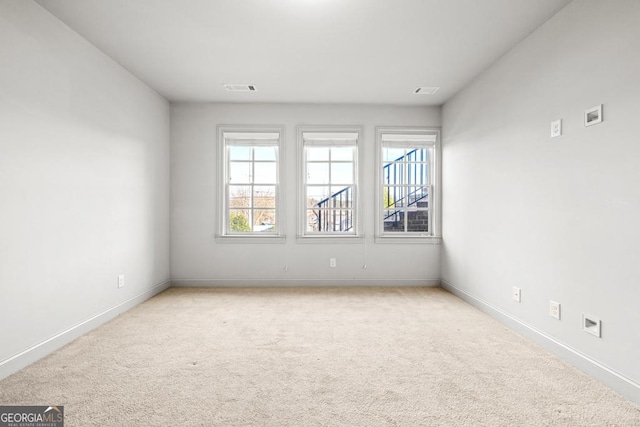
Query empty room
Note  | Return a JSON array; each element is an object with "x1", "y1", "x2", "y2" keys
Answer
[{"x1": 1, "y1": 0, "x2": 639, "y2": 425}]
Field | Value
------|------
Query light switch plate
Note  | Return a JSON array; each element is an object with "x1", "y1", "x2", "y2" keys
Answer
[{"x1": 551, "y1": 119, "x2": 562, "y2": 138}]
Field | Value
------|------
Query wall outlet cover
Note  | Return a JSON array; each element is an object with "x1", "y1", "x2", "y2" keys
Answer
[
  {"x1": 512, "y1": 287, "x2": 521, "y2": 302},
  {"x1": 551, "y1": 119, "x2": 562, "y2": 138},
  {"x1": 550, "y1": 300, "x2": 561, "y2": 320}
]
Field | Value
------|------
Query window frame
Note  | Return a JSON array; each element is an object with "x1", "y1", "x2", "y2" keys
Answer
[
  {"x1": 297, "y1": 126, "x2": 362, "y2": 240},
  {"x1": 217, "y1": 125, "x2": 285, "y2": 242},
  {"x1": 375, "y1": 127, "x2": 442, "y2": 243}
]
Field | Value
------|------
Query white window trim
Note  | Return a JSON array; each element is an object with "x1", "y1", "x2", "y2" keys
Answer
[
  {"x1": 297, "y1": 125, "x2": 362, "y2": 241},
  {"x1": 216, "y1": 125, "x2": 286, "y2": 243},
  {"x1": 375, "y1": 127, "x2": 442, "y2": 243}
]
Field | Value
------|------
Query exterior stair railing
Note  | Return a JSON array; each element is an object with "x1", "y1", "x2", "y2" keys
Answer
[{"x1": 314, "y1": 148, "x2": 428, "y2": 232}]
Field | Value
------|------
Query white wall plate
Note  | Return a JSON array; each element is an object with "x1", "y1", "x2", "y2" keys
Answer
[{"x1": 551, "y1": 119, "x2": 562, "y2": 138}]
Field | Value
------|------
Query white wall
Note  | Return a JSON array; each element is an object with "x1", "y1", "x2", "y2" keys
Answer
[
  {"x1": 171, "y1": 103, "x2": 441, "y2": 285},
  {"x1": 442, "y1": 0, "x2": 640, "y2": 402},
  {"x1": 0, "y1": 1, "x2": 170, "y2": 377}
]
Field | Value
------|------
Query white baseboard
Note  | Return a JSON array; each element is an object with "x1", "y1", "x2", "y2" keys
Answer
[
  {"x1": 171, "y1": 278, "x2": 441, "y2": 287},
  {"x1": 441, "y1": 280, "x2": 640, "y2": 406},
  {"x1": 0, "y1": 279, "x2": 170, "y2": 381}
]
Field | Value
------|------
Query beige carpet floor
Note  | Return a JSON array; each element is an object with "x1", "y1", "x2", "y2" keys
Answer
[{"x1": 1, "y1": 287, "x2": 639, "y2": 426}]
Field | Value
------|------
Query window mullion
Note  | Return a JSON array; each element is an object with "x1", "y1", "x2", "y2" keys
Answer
[
  {"x1": 403, "y1": 153, "x2": 408, "y2": 232},
  {"x1": 250, "y1": 148, "x2": 255, "y2": 231},
  {"x1": 328, "y1": 147, "x2": 333, "y2": 232},
  {"x1": 226, "y1": 146, "x2": 231, "y2": 234}
]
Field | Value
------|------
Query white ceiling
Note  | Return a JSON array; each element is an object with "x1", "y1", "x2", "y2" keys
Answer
[{"x1": 35, "y1": 0, "x2": 572, "y2": 106}]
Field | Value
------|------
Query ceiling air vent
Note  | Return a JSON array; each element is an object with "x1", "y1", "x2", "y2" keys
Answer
[
  {"x1": 223, "y1": 84, "x2": 257, "y2": 92},
  {"x1": 413, "y1": 86, "x2": 440, "y2": 95}
]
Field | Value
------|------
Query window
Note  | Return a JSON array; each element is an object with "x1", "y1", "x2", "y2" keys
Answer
[
  {"x1": 299, "y1": 128, "x2": 360, "y2": 237},
  {"x1": 377, "y1": 128, "x2": 441, "y2": 240},
  {"x1": 218, "y1": 127, "x2": 283, "y2": 237}
]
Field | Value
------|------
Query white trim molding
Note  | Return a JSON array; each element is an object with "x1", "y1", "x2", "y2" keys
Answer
[
  {"x1": 441, "y1": 279, "x2": 640, "y2": 405},
  {"x1": 374, "y1": 236, "x2": 442, "y2": 245},
  {"x1": 0, "y1": 279, "x2": 170, "y2": 381},
  {"x1": 171, "y1": 278, "x2": 441, "y2": 288}
]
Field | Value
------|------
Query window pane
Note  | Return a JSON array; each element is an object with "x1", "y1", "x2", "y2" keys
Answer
[
  {"x1": 254, "y1": 186, "x2": 276, "y2": 208},
  {"x1": 307, "y1": 163, "x2": 329, "y2": 184},
  {"x1": 330, "y1": 186, "x2": 353, "y2": 208},
  {"x1": 383, "y1": 162, "x2": 405, "y2": 185},
  {"x1": 410, "y1": 185, "x2": 428, "y2": 205},
  {"x1": 229, "y1": 209, "x2": 251, "y2": 232},
  {"x1": 254, "y1": 162, "x2": 276, "y2": 184},
  {"x1": 329, "y1": 209, "x2": 353, "y2": 232},
  {"x1": 308, "y1": 208, "x2": 355, "y2": 233},
  {"x1": 331, "y1": 146, "x2": 353, "y2": 161},
  {"x1": 307, "y1": 186, "x2": 330, "y2": 208},
  {"x1": 383, "y1": 208, "x2": 405, "y2": 232},
  {"x1": 331, "y1": 162, "x2": 354, "y2": 184},
  {"x1": 385, "y1": 186, "x2": 405, "y2": 207},
  {"x1": 411, "y1": 148, "x2": 429, "y2": 162},
  {"x1": 406, "y1": 162, "x2": 418, "y2": 186},
  {"x1": 383, "y1": 147, "x2": 405, "y2": 162},
  {"x1": 313, "y1": 208, "x2": 332, "y2": 232},
  {"x1": 229, "y1": 146, "x2": 251, "y2": 160},
  {"x1": 254, "y1": 146, "x2": 277, "y2": 161},
  {"x1": 382, "y1": 162, "x2": 395, "y2": 185},
  {"x1": 307, "y1": 147, "x2": 329, "y2": 161},
  {"x1": 253, "y1": 210, "x2": 276, "y2": 232},
  {"x1": 229, "y1": 162, "x2": 251, "y2": 183},
  {"x1": 407, "y1": 209, "x2": 429, "y2": 232},
  {"x1": 409, "y1": 162, "x2": 428, "y2": 185},
  {"x1": 383, "y1": 186, "x2": 397, "y2": 209},
  {"x1": 408, "y1": 186, "x2": 426, "y2": 206},
  {"x1": 229, "y1": 185, "x2": 251, "y2": 207},
  {"x1": 306, "y1": 209, "x2": 321, "y2": 232},
  {"x1": 383, "y1": 212, "x2": 404, "y2": 232}
]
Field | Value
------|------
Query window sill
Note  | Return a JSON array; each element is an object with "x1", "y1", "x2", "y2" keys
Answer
[
  {"x1": 374, "y1": 235, "x2": 442, "y2": 244},
  {"x1": 215, "y1": 234, "x2": 286, "y2": 244},
  {"x1": 296, "y1": 235, "x2": 364, "y2": 244}
]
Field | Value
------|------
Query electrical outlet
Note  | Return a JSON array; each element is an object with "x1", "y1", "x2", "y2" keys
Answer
[
  {"x1": 512, "y1": 287, "x2": 521, "y2": 302},
  {"x1": 118, "y1": 274, "x2": 125, "y2": 288},
  {"x1": 550, "y1": 300, "x2": 561, "y2": 320},
  {"x1": 329, "y1": 258, "x2": 337, "y2": 268}
]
